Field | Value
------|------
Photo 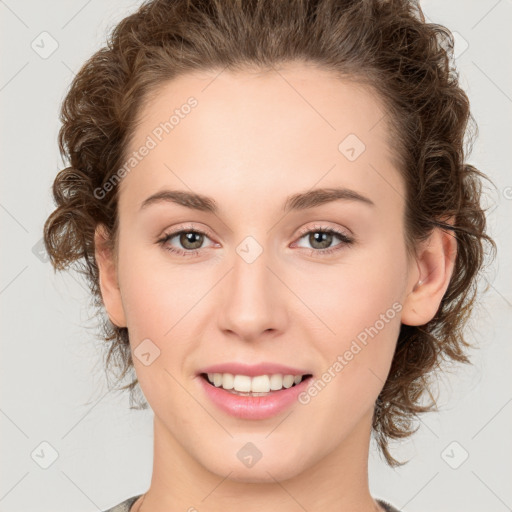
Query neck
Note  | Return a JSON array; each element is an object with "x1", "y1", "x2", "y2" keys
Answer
[{"x1": 138, "y1": 409, "x2": 382, "y2": 512}]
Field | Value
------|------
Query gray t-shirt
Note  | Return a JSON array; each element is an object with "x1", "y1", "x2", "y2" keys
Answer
[{"x1": 102, "y1": 493, "x2": 402, "y2": 512}]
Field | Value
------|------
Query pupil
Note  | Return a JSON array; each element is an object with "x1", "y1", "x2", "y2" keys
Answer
[
  {"x1": 311, "y1": 231, "x2": 332, "y2": 249},
  {"x1": 181, "y1": 232, "x2": 203, "y2": 249}
]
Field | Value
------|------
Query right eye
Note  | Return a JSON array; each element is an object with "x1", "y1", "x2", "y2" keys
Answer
[{"x1": 157, "y1": 225, "x2": 217, "y2": 257}]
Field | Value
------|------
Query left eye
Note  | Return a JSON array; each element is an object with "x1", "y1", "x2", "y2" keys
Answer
[{"x1": 292, "y1": 226, "x2": 354, "y2": 255}]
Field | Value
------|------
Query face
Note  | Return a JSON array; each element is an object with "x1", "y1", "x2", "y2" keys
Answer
[{"x1": 96, "y1": 62, "x2": 428, "y2": 483}]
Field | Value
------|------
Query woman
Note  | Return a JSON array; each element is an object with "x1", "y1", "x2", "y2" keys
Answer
[{"x1": 43, "y1": 0, "x2": 496, "y2": 511}]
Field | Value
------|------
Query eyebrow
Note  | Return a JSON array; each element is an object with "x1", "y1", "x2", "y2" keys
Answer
[{"x1": 139, "y1": 186, "x2": 375, "y2": 214}]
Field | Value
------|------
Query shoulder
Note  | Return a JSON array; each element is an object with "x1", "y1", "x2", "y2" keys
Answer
[
  {"x1": 101, "y1": 494, "x2": 143, "y2": 512},
  {"x1": 376, "y1": 498, "x2": 402, "y2": 512},
  {"x1": 100, "y1": 494, "x2": 398, "y2": 512}
]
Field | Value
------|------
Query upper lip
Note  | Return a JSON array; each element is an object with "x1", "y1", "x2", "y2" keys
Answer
[{"x1": 197, "y1": 362, "x2": 312, "y2": 377}]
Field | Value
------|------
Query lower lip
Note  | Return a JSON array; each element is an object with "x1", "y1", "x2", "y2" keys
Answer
[{"x1": 197, "y1": 374, "x2": 313, "y2": 420}]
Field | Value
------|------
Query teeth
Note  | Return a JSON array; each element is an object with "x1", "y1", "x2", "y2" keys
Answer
[
  {"x1": 205, "y1": 373, "x2": 307, "y2": 392},
  {"x1": 213, "y1": 373, "x2": 223, "y2": 387}
]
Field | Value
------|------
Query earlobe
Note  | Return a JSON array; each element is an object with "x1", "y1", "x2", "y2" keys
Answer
[
  {"x1": 401, "y1": 221, "x2": 457, "y2": 327},
  {"x1": 94, "y1": 223, "x2": 127, "y2": 328}
]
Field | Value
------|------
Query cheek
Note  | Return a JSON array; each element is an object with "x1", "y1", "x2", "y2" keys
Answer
[
  {"x1": 295, "y1": 247, "x2": 404, "y2": 391},
  {"x1": 296, "y1": 248, "x2": 404, "y2": 338},
  {"x1": 117, "y1": 250, "x2": 202, "y2": 410},
  {"x1": 117, "y1": 244, "x2": 207, "y2": 339}
]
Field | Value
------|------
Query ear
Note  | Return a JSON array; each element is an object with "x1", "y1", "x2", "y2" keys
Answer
[
  {"x1": 401, "y1": 217, "x2": 458, "y2": 326},
  {"x1": 94, "y1": 223, "x2": 127, "y2": 328}
]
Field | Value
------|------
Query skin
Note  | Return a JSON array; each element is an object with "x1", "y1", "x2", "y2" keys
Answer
[{"x1": 94, "y1": 62, "x2": 457, "y2": 512}]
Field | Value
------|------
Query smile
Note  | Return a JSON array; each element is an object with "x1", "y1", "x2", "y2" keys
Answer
[{"x1": 198, "y1": 372, "x2": 314, "y2": 420}]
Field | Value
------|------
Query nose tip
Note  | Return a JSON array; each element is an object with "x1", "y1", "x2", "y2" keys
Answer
[{"x1": 217, "y1": 255, "x2": 286, "y2": 342}]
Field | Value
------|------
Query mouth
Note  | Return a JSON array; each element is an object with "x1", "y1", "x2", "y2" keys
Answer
[
  {"x1": 199, "y1": 372, "x2": 314, "y2": 396},
  {"x1": 197, "y1": 370, "x2": 314, "y2": 420}
]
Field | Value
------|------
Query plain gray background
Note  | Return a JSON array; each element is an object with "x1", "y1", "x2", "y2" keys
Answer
[{"x1": 1, "y1": 1, "x2": 511, "y2": 511}]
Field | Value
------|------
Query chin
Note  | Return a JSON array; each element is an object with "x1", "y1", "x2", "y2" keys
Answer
[
  {"x1": 216, "y1": 464, "x2": 302, "y2": 484},
  {"x1": 199, "y1": 449, "x2": 307, "y2": 484}
]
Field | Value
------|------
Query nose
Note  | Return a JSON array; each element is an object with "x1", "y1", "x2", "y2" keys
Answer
[{"x1": 217, "y1": 245, "x2": 288, "y2": 342}]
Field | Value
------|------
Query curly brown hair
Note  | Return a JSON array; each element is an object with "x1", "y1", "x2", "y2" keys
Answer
[{"x1": 43, "y1": 0, "x2": 497, "y2": 467}]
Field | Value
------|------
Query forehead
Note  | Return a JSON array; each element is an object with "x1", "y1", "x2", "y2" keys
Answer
[{"x1": 118, "y1": 62, "x2": 404, "y2": 215}]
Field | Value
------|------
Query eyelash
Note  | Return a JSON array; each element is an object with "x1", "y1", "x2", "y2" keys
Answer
[{"x1": 156, "y1": 223, "x2": 354, "y2": 258}]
